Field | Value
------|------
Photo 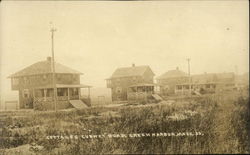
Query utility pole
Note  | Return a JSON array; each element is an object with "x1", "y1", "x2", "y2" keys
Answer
[
  {"x1": 51, "y1": 27, "x2": 57, "y2": 111},
  {"x1": 235, "y1": 65, "x2": 238, "y2": 90},
  {"x1": 187, "y1": 58, "x2": 191, "y2": 96},
  {"x1": 235, "y1": 65, "x2": 238, "y2": 75}
]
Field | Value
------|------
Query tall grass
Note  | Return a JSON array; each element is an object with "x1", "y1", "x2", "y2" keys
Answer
[{"x1": 0, "y1": 91, "x2": 249, "y2": 154}]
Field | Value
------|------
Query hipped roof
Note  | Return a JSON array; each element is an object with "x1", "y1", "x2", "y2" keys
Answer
[
  {"x1": 35, "y1": 84, "x2": 91, "y2": 89},
  {"x1": 9, "y1": 58, "x2": 82, "y2": 78},
  {"x1": 157, "y1": 69, "x2": 188, "y2": 79},
  {"x1": 109, "y1": 65, "x2": 155, "y2": 79}
]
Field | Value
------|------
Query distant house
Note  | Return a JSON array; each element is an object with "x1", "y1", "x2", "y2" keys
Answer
[
  {"x1": 157, "y1": 68, "x2": 236, "y2": 96},
  {"x1": 175, "y1": 72, "x2": 236, "y2": 95},
  {"x1": 106, "y1": 64, "x2": 155, "y2": 101},
  {"x1": 156, "y1": 67, "x2": 189, "y2": 95},
  {"x1": 8, "y1": 57, "x2": 91, "y2": 110}
]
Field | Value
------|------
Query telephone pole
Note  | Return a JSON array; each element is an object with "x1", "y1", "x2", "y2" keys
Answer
[
  {"x1": 235, "y1": 65, "x2": 238, "y2": 75},
  {"x1": 51, "y1": 27, "x2": 57, "y2": 111},
  {"x1": 187, "y1": 58, "x2": 191, "y2": 96}
]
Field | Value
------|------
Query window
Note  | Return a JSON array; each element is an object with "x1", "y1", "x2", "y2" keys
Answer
[
  {"x1": 73, "y1": 74, "x2": 78, "y2": 81},
  {"x1": 23, "y1": 89, "x2": 29, "y2": 98},
  {"x1": 57, "y1": 74, "x2": 62, "y2": 81},
  {"x1": 43, "y1": 75, "x2": 47, "y2": 81},
  {"x1": 12, "y1": 78, "x2": 19, "y2": 85},
  {"x1": 46, "y1": 89, "x2": 54, "y2": 97},
  {"x1": 57, "y1": 88, "x2": 68, "y2": 96},
  {"x1": 107, "y1": 80, "x2": 111, "y2": 85},
  {"x1": 35, "y1": 89, "x2": 44, "y2": 97},
  {"x1": 177, "y1": 85, "x2": 182, "y2": 90},
  {"x1": 72, "y1": 88, "x2": 79, "y2": 96},
  {"x1": 23, "y1": 77, "x2": 29, "y2": 84},
  {"x1": 131, "y1": 77, "x2": 138, "y2": 83}
]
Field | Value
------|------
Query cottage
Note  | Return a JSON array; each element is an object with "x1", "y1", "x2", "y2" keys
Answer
[
  {"x1": 174, "y1": 72, "x2": 236, "y2": 95},
  {"x1": 8, "y1": 57, "x2": 91, "y2": 110},
  {"x1": 156, "y1": 67, "x2": 189, "y2": 96},
  {"x1": 157, "y1": 68, "x2": 236, "y2": 96},
  {"x1": 106, "y1": 64, "x2": 156, "y2": 101}
]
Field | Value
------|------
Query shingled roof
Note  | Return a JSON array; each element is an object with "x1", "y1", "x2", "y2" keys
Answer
[
  {"x1": 109, "y1": 65, "x2": 154, "y2": 79},
  {"x1": 8, "y1": 57, "x2": 82, "y2": 78},
  {"x1": 157, "y1": 68, "x2": 188, "y2": 79}
]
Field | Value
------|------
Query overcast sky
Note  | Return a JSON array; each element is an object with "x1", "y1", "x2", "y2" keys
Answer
[{"x1": 0, "y1": 1, "x2": 249, "y2": 101}]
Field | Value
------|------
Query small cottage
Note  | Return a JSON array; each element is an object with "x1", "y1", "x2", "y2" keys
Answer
[
  {"x1": 106, "y1": 64, "x2": 156, "y2": 102},
  {"x1": 156, "y1": 67, "x2": 189, "y2": 95},
  {"x1": 8, "y1": 57, "x2": 91, "y2": 110},
  {"x1": 157, "y1": 68, "x2": 236, "y2": 96},
  {"x1": 174, "y1": 72, "x2": 236, "y2": 95}
]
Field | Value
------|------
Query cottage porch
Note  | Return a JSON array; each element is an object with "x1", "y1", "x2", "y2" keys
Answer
[
  {"x1": 174, "y1": 83, "x2": 217, "y2": 95},
  {"x1": 127, "y1": 83, "x2": 158, "y2": 102},
  {"x1": 33, "y1": 84, "x2": 91, "y2": 102}
]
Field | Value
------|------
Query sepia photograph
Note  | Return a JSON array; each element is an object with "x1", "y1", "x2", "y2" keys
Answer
[{"x1": 0, "y1": 0, "x2": 249, "y2": 154}]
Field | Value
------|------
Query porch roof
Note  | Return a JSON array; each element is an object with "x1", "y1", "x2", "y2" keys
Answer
[
  {"x1": 128, "y1": 83, "x2": 159, "y2": 88},
  {"x1": 34, "y1": 84, "x2": 92, "y2": 89},
  {"x1": 175, "y1": 82, "x2": 217, "y2": 86}
]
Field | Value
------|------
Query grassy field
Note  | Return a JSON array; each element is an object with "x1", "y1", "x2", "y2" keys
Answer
[{"x1": 0, "y1": 90, "x2": 249, "y2": 154}]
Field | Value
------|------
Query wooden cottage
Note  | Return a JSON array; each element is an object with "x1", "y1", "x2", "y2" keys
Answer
[
  {"x1": 156, "y1": 67, "x2": 189, "y2": 96},
  {"x1": 175, "y1": 72, "x2": 236, "y2": 95},
  {"x1": 157, "y1": 68, "x2": 236, "y2": 96},
  {"x1": 8, "y1": 57, "x2": 91, "y2": 110},
  {"x1": 106, "y1": 64, "x2": 156, "y2": 102}
]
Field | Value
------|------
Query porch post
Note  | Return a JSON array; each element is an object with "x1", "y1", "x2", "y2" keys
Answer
[
  {"x1": 88, "y1": 87, "x2": 90, "y2": 99},
  {"x1": 33, "y1": 89, "x2": 35, "y2": 100},
  {"x1": 136, "y1": 86, "x2": 138, "y2": 100},
  {"x1": 44, "y1": 89, "x2": 47, "y2": 101},
  {"x1": 79, "y1": 88, "x2": 81, "y2": 99},
  {"x1": 67, "y1": 88, "x2": 70, "y2": 100}
]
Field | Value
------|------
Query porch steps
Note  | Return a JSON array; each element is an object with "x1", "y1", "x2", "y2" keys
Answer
[
  {"x1": 69, "y1": 100, "x2": 88, "y2": 109},
  {"x1": 151, "y1": 94, "x2": 163, "y2": 101},
  {"x1": 193, "y1": 90, "x2": 201, "y2": 96}
]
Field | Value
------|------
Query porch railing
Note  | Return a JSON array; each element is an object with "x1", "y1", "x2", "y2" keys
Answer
[{"x1": 127, "y1": 92, "x2": 153, "y2": 101}]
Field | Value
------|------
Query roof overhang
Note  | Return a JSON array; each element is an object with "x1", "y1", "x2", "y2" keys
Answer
[
  {"x1": 8, "y1": 72, "x2": 84, "y2": 78},
  {"x1": 128, "y1": 83, "x2": 160, "y2": 88},
  {"x1": 175, "y1": 82, "x2": 230, "y2": 86},
  {"x1": 33, "y1": 84, "x2": 92, "y2": 89}
]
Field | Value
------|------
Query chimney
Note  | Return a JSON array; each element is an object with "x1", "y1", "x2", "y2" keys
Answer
[
  {"x1": 132, "y1": 63, "x2": 135, "y2": 67},
  {"x1": 176, "y1": 67, "x2": 179, "y2": 70},
  {"x1": 47, "y1": 57, "x2": 52, "y2": 62}
]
